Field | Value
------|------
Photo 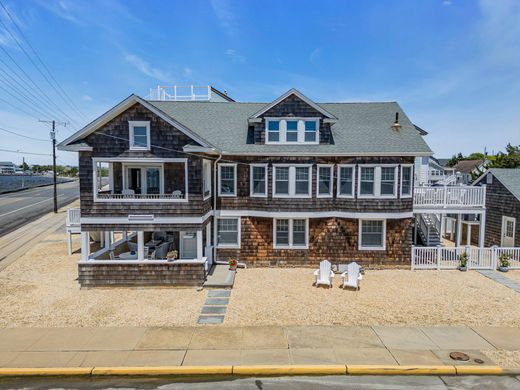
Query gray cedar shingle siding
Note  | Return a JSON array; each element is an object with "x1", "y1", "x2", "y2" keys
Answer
[{"x1": 483, "y1": 173, "x2": 520, "y2": 247}]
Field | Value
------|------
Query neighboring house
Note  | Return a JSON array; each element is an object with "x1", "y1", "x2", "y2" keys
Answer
[
  {"x1": 474, "y1": 168, "x2": 520, "y2": 247},
  {"x1": 414, "y1": 156, "x2": 455, "y2": 185},
  {"x1": 452, "y1": 159, "x2": 489, "y2": 184},
  {"x1": 0, "y1": 161, "x2": 16, "y2": 174},
  {"x1": 58, "y1": 87, "x2": 433, "y2": 287}
]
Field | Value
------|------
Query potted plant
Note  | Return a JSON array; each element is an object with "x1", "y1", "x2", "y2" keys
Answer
[
  {"x1": 228, "y1": 258, "x2": 238, "y2": 270},
  {"x1": 166, "y1": 250, "x2": 178, "y2": 261},
  {"x1": 458, "y1": 252, "x2": 468, "y2": 272},
  {"x1": 498, "y1": 253, "x2": 511, "y2": 272}
]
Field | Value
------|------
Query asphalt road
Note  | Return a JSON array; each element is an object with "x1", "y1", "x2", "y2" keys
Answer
[
  {"x1": 0, "y1": 181, "x2": 79, "y2": 237},
  {"x1": 1, "y1": 375, "x2": 519, "y2": 389}
]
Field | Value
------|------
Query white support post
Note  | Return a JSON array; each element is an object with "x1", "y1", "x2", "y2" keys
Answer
[
  {"x1": 465, "y1": 245, "x2": 472, "y2": 269},
  {"x1": 479, "y1": 211, "x2": 486, "y2": 248},
  {"x1": 491, "y1": 245, "x2": 498, "y2": 269},
  {"x1": 122, "y1": 231, "x2": 128, "y2": 241},
  {"x1": 456, "y1": 214, "x2": 462, "y2": 247},
  {"x1": 466, "y1": 223, "x2": 471, "y2": 246},
  {"x1": 437, "y1": 245, "x2": 441, "y2": 270},
  {"x1": 196, "y1": 230, "x2": 203, "y2": 260},
  {"x1": 80, "y1": 231, "x2": 90, "y2": 261},
  {"x1": 440, "y1": 213, "x2": 445, "y2": 239},
  {"x1": 411, "y1": 246, "x2": 415, "y2": 270},
  {"x1": 67, "y1": 232, "x2": 73, "y2": 256},
  {"x1": 137, "y1": 231, "x2": 145, "y2": 261},
  {"x1": 104, "y1": 231, "x2": 111, "y2": 250}
]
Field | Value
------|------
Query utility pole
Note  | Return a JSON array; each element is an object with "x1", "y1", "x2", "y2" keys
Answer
[
  {"x1": 39, "y1": 119, "x2": 67, "y2": 213},
  {"x1": 21, "y1": 156, "x2": 25, "y2": 189}
]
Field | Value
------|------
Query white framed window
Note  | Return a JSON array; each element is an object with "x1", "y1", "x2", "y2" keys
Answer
[
  {"x1": 400, "y1": 164, "x2": 413, "y2": 198},
  {"x1": 359, "y1": 219, "x2": 386, "y2": 250},
  {"x1": 265, "y1": 118, "x2": 319, "y2": 144},
  {"x1": 317, "y1": 164, "x2": 333, "y2": 197},
  {"x1": 337, "y1": 164, "x2": 355, "y2": 198},
  {"x1": 218, "y1": 163, "x2": 237, "y2": 197},
  {"x1": 123, "y1": 164, "x2": 163, "y2": 195},
  {"x1": 273, "y1": 218, "x2": 309, "y2": 249},
  {"x1": 129, "y1": 121, "x2": 150, "y2": 150},
  {"x1": 358, "y1": 165, "x2": 398, "y2": 198},
  {"x1": 272, "y1": 165, "x2": 311, "y2": 198},
  {"x1": 202, "y1": 159, "x2": 212, "y2": 200},
  {"x1": 217, "y1": 217, "x2": 240, "y2": 248},
  {"x1": 250, "y1": 164, "x2": 267, "y2": 197}
]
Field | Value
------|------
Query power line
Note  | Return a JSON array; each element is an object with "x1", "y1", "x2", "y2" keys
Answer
[
  {"x1": 0, "y1": 126, "x2": 49, "y2": 142},
  {"x1": 0, "y1": 147, "x2": 51, "y2": 156},
  {"x1": 0, "y1": 94, "x2": 40, "y2": 120},
  {"x1": 0, "y1": 0, "x2": 88, "y2": 122},
  {"x1": 0, "y1": 78, "x2": 53, "y2": 119}
]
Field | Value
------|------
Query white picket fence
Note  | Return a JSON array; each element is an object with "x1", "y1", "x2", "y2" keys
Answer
[{"x1": 412, "y1": 246, "x2": 520, "y2": 270}]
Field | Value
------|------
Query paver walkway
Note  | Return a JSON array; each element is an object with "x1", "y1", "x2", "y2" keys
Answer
[
  {"x1": 478, "y1": 270, "x2": 520, "y2": 293},
  {"x1": 0, "y1": 325, "x2": 517, "y2": 368},
  {"x1": 197, "y1": 290, "x2": 231, "y2": 324}
]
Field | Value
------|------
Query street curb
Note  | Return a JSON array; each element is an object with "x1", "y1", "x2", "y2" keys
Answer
[{"x1": 0, "y1": 365, "x2": 505, "y2": 377}]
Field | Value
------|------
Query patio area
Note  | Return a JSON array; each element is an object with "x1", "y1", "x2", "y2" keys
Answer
[{"x1": 1, "y1": 226, "x2": 520, "y2": 328}]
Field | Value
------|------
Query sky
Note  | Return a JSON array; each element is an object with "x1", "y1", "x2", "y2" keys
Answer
[{"x1": 0, "y1": 0, "x2": 519, "y2": 166}]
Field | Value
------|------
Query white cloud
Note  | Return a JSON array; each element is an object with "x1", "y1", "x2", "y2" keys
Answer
[
  {"x1": 124, "y1": 54, "x2": 170, "y2": 81},
  {"x1": 443, "y1": 1, "x2": 453, "y2": 6},
  {"x1": 81, "y1": 94, "x2": 93, "y2": 101},
  {"x1": 309, "y1": 48, "x2": 321, "y2": 65},
  {"x1": 225, "y1": 49, "x2": 246, "y2": 63},
  {"x1": 183, "y1": 67, "x2": 193, "y2": 77},
  {"x1": 210, "y1": 0, "x2": 235, "y2": 35}
]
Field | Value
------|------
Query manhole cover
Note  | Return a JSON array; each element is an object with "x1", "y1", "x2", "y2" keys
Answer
[
  {"x1": 449, "y1": 352, "x2": 470, "y2": 361},
  {"x1": 474, "y1": 358, "x2": 485, "y2": 364}
]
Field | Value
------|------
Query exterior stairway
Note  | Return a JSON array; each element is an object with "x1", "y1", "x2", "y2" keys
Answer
[{"x1": 417, "y1": 214, "x2": 442, "y2": 246}]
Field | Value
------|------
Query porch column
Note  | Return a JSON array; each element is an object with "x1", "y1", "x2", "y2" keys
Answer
[
  {"x1": 80, "y1": 231, "x2": 90, "y2": 261},
  {"x1": 122, "y1": 231, "x2": 128, "y2": 241},
  {"x1": 137, "y1": 231, "x2": 145, "y2": 261},
  {"x1": 413, "y1": 216, "x2": 418, "y2": 245},
  {"x1": 104, "y1": 231, "x2": 111, "y2": 250},
  {"x1": 479, "y1": 211, "x2": 486, "y2": 248},
  {"x1": 196, "y1": 230, "x2": 203, "y2": 260},
  {"x1": 456, "y1": 214, "x2": 462, "y2": 247},
  {"x1": 439, "y1": 213, "x2": 445, "y2": 239},
  {"x1": 466, "y1": 223, "x2": 471, "y2": 246}
]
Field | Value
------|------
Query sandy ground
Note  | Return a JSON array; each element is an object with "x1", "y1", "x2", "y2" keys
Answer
[
  {"x1": 483, "y1": 350, "x2": 520, "y2": 368},
  {"x1": 2, "y1": 229, "x2": 520, "y2": 328},
  {"x1": 505, "y1": 270, "x2": 520, "y2": 283}
]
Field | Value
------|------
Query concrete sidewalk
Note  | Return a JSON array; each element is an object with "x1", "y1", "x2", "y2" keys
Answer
[{"x1": 0, "y1": 325, "x2": 518, "y2": 369}]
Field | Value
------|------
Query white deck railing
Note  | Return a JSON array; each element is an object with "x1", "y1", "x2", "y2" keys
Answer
[
  {"x1": 95, "y1": 193, "x2": 186, "y2": 202},
  {"x1": 412, "y1": 246, "x2": 520, "y2": 270},
  {"x1": 148, "y1": 85, "x2": 211, "y2": 101},
  {"x1": 66, "y1": 207, "x2": 81, "y2": 228},
  {"x1": 413, "y1": 186, "x2": 485, "y2": 209}
]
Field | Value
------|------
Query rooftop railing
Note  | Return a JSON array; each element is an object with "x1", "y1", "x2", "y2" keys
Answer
[{"x1": 148, "y1": 85, "x2": 212, "y2": 101}]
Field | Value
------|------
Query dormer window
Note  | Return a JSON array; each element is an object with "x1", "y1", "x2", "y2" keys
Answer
[
  {"x1": 265, "y1": 118, "x2": 319, "y2": 144},
  {"x1": 129, "y1": 121, "x2": 150, "y2": 150}
]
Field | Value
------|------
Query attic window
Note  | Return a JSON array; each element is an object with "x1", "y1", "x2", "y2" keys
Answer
[
  {"x1": 265, "y1": 118, "x2": 319, "y2": 144},
  {"x1": 129, "y1": 121, "x2": 150, "y2": 150}
]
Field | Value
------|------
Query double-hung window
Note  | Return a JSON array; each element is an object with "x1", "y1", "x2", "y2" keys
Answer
[
  {"x1": 250, "y1": 164, "x2": 267, "y2": 196},
  {"x1": 400, "y1": 165, "x2": 413, "y2": 197},
  {"x1": 274, "y1": 218, "x2": 308, "y2": 249},
  {"x1": 129, "y1": 121, "x2": 150, "y2": 150},
  {"x1": 267, "y1": 120, "x2": 280, "y2": 142},
  {"x1": 380, "y1": 167, "x2": 396, "y2": 196},
  {"x1": 337, "y1": 165, "x2": 354, "y2": 197},
  {"x1": 202, "y1": 159, "x2": 212, "y2": 199},
  {"x1": 359, "y1": 167, "x2": 375, "y2": 196},
  {"x1": 217, "y1": 218, "x2": 240, "y2": 248},
  {"x1": 317, "y1": 165, "x2": 333, "y2": 197},
  {"x1": 273, "y1": 165, "x2": 311, "y2": 197},
  {"x1": 359, "y1": 220, "x2": 386, "y2": 250},
  {"x1": 265, "y1": 118, "x2": 319, "y2": 144},
  {"x1": 358, "y1": 165, "x2": 398, "y2": 198},
  {"x1": 218, "y1": 164, "x2": 237, "y2": 196}
]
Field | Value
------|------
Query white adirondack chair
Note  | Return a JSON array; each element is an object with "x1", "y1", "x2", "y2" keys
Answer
[
  {"x1": 313, "y1": 260, "x2": 334, "y2": 287},
  {"x1": 341, "y1": 262, "x2": 363, "y2": 290}
]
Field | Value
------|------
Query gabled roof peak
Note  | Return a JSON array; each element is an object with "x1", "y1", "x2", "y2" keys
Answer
[{"x1": 249, "y1": 88, "x2": 338, "y2": 120}]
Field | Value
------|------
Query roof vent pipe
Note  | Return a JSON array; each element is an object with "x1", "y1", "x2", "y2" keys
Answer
[{"x1": 392, "y1": 112, "x2": 402, "y2": 131}]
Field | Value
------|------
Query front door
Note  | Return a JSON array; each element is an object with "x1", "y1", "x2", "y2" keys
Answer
[{"x1": 501, "y1": 216, "x2": 516, "y2": 247}]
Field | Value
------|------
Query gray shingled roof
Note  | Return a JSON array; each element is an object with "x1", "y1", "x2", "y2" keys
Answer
[
  {"x1": 490, "y1": 168, "x2": 520, "y2": 201},
  {"x1": 148, "y1": 101, "x2": 432, "y2": 156}
]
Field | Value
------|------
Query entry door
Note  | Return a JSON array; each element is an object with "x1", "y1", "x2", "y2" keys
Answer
[
  {"x1": 128, "y1": 168, "x2": 142, "y2": 194},
  {"x1": 501, "y1": 216, "x2": 516, "y2": 247},
  {"x1": 180, "y1": 232, "x2": 197, "y2": 259}
]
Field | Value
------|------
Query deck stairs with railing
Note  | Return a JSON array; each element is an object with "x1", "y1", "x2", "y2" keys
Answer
[{"x1": 417, "y1": 214, "x2": 441, "y2": 246}]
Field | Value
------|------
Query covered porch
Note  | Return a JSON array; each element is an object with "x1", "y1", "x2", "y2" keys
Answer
[{"x1": 93, "y1": 158, "x2": 188, "y2": 201}]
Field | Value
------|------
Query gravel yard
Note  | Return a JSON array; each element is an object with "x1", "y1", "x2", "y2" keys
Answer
[
  {"x1": 2, "y1": 229, "x2": 520, "y2": 328},
  {"x1": 505, "y1": 270, "x2": 520, "y2": 283}
]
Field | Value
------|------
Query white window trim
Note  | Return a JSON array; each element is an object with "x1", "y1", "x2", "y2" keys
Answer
[
  {"x1": 358, "y1": 219, "x2": 386, "y2": 251},
  {"x1": 337, "y1": 164, "x2": 355, "y2": 198},
  {"x1": 265, "y1": 117, "x2": 320, "y2": 145},
  {"x1": 202, "y1": 159, "x2": 212, "y2": 200},
  {"x1": 400, "y1": 164, "x2": 414, "y2": 198},
  {"x1": 273, "y1": 218, "x2": 309, "y2": 249},
  {"x1": 216, "y1": 217, "x2": 241, "y2": 249},
  {"x1": 218, "y1": 163, "x2": 237, "y2": 197},
  {"x1": 357, "y1": 164, "x2": 398, "y2": 199},
  {"x1": 272, "y1": 164, "x2": 312, "y2": 198},
  {"x1": 250, "y1": 163, "x2": 268, "y2": 197},
  {"x1": 122, "y1": 163, "x2": 164, "y2": 195},
  {"x1": 128, "y1": 121, "x2": 151, "y2": 151},
  {"x1": 317, "y1": 164, "x2": 334, "y2": 198}
]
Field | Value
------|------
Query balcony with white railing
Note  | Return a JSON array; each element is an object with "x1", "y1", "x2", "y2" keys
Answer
[
  {"x1": 413, "y1": 186, "x2": 486, "y2": 211},
  {"x1": 148, "y1": 85, "x2": 212, "y2": 101}
]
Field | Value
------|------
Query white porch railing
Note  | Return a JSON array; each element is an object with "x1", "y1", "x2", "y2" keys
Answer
[
  {"x1": 412, "y1": 246, "x2": 520, "y2": 270},
  {"x1": 66, "y1": 208, "x2": 81, "y2": 229},
  {"x1": 413, "y1": 186, "x2": 486, "y2": 209},
  {"x1": 96, "y1": 193, "x2": 186, "y2": 201},
  {"x1": 148, "y1": 85, "x2": 211, "y2": 101}
]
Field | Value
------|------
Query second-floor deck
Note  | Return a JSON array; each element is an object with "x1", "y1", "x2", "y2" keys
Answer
[{"x1": 413, "y1": 185, "x2": 485, "y2": 212}]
